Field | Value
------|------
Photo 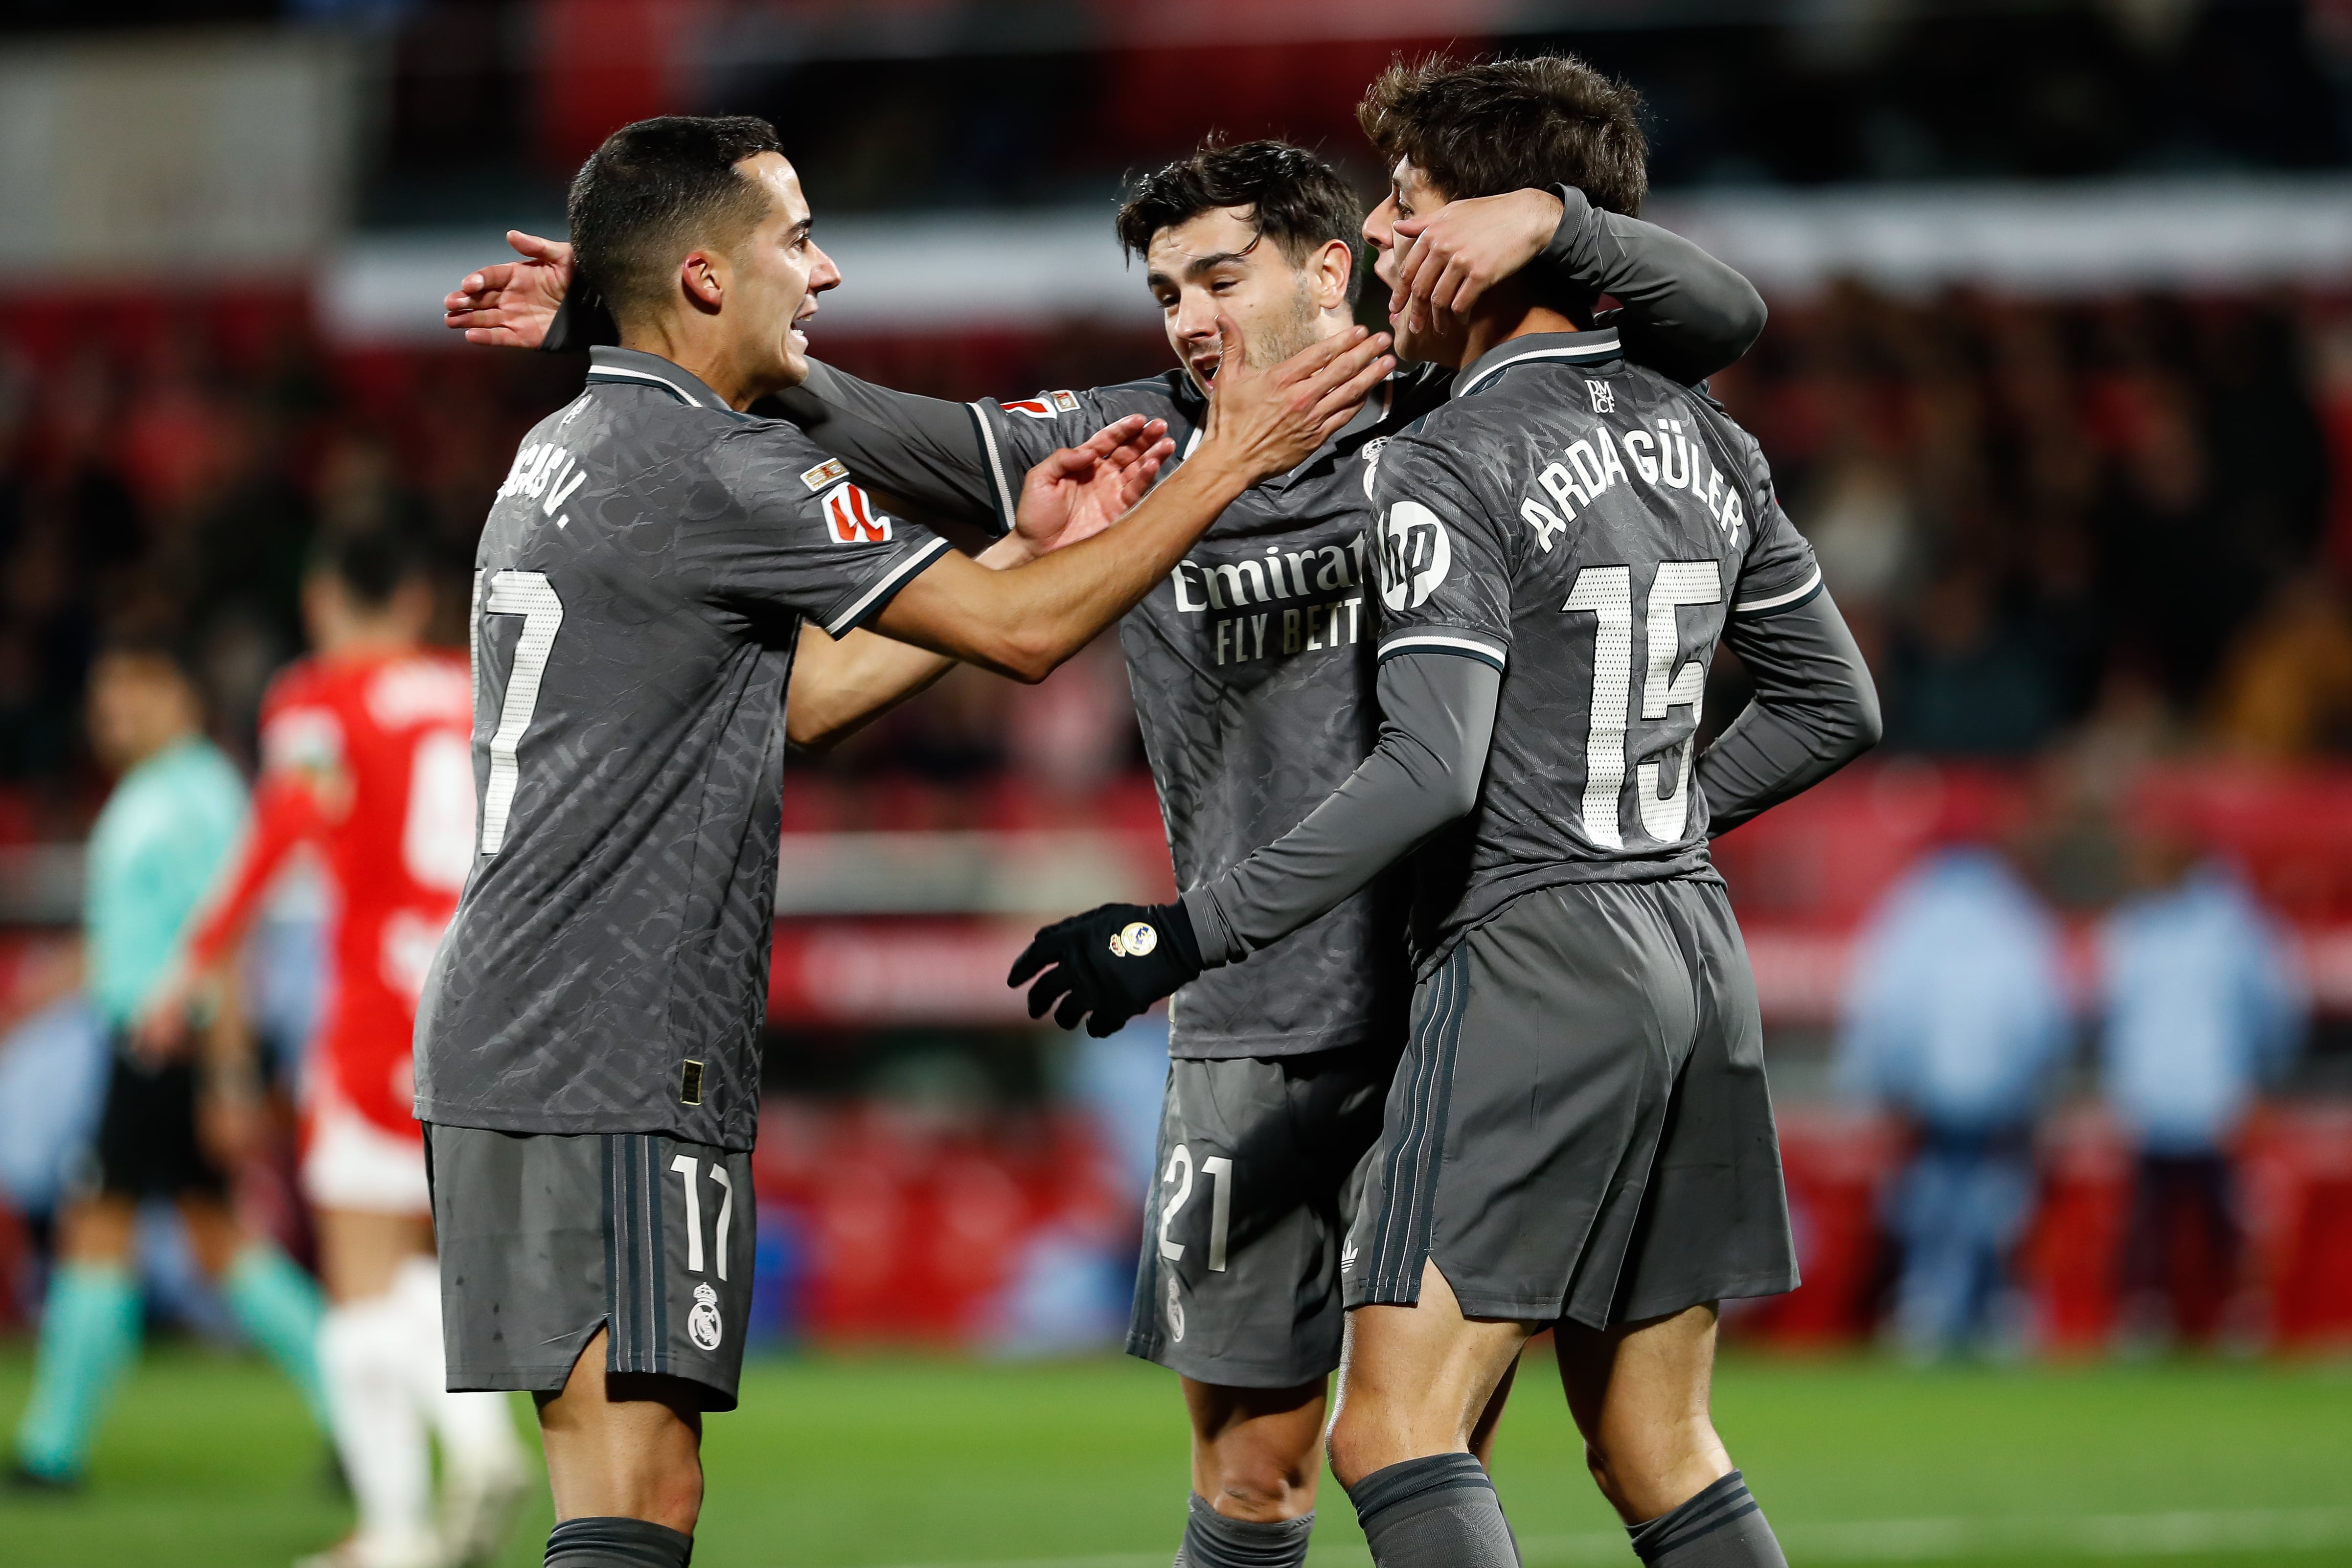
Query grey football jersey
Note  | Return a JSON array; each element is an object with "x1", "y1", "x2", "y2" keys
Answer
[
  {"x1": 414, "y1": 347, "x2": 949, "y2": 1150},
  {"x1": 1368, "y1": 328, "x2": 1821, "y2": 970},
  {"x1": 969, "y1": 370, "x2": 1451, "y2": 1058}
]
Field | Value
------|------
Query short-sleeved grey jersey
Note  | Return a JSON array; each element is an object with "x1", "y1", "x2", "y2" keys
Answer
[
  {"x1": 1369, "y1": 327, "x2": 1821, "y2": 970},
  {"x1": 414, "y1": 347, "x2": 949, "y2": 1150},
  {"x1": 968, "y1": 369, "x2": 1452, "y2": 1057}
]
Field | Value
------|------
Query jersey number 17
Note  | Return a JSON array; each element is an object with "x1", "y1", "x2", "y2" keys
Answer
[{"x1": 470, "y1": 569, "x2": 566, "y2": 857}]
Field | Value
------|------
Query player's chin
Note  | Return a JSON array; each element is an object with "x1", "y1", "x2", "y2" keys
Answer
[{"x1": 777, "y1": 337, "x2": 812, "y2": 386}]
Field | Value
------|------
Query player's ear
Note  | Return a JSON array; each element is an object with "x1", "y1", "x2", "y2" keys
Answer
[
  {"x1": 681, "y1": 250, "x2": 726, "y2": 315},
  {"x1": 1312, "y1": 238, "x2": 1354, "y2": 314}
]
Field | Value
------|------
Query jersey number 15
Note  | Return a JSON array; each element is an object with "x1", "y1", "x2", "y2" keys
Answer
[{"x1": 1564, "y1": 560, "x2": 1721, "y2": 850}]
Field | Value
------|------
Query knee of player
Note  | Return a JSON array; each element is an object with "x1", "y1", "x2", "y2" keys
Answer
[
  {"x1": 1203, "y1": 1443, "x2": 1320, "y2": 1518},
  {"x1": 1323, "y1": 1405, "x2": 1388, "y2": 1491},
  {"x1": 1583, "y1": 1419, "x2": 1719, "y2": 1505}
]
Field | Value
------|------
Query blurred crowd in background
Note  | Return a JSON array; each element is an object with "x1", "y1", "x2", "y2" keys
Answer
[{"x1": 1, "y1": 284, "x2": 2350, "y2": 819}]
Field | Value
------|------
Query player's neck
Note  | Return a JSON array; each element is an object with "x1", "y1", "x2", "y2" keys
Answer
[
  {"x1": 1458, "y1": 293, "x2": 1585, "y2": 372},
  {"x1": 618, "y1": 321, "x2": 772, "y2": 411},
  {"x1": 320, "y1": 630, "x2": 419, "y2": 664}
]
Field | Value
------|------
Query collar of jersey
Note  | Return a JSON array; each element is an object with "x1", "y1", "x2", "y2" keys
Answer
[
  {"x1": 1174, "y1": 365, "x2": 1409, "y2": 485},
  {"x1": 585, "y1": 346, "x2": 733, "y2": 411},
  {"x1": 1456, "y1": 326, "x2": 1623, "y2": 399}
]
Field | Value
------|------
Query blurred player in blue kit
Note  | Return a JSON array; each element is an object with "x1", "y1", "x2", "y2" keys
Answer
[{"x1": 10, "y1": 635, "x2": 331, "y2": 1489}]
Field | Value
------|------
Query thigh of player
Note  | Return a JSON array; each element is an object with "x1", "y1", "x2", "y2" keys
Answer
[
  {"x1": 1345, "y1": 881, "x2": 1711, "y2": 1329},
  {"x1": 1127, "y1": 1049, "x2": 1391, "y2": 1389},
  {"x1": 1608, "y1": 879, "x2": 1798, "y2": 1327},
  {"x1": 426, "y1": 1124, "x2": 757, "y2": 1413}
]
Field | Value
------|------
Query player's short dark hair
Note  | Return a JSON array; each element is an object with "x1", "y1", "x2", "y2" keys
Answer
[
  {"x1": 1359, "y1": 54, "x2": 1647, "y2": 215},
  {"x1": 91, "y1": 623, "x2": 200, "y2": 694},
  {"x1": 1115, "y1": 138, "x2": 1364, "y2": 293},
  {"x1": 568, "y1": 114, "x2": 785, "y2": 324},
  {"x1": 310, "y1": 526, "x2": 428, "y2": 610}
]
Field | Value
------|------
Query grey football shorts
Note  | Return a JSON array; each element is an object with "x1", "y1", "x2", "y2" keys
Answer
[
  {"x1": 1345, "y1": 876, "x2": 1798, "y2": 1328},
  {"x1": 1127, "y1": 1044, "x2": 1400, "y2": 1388},
  {"x1": 426, "y1": 1123, "x2": 756, "y2": 1411}
]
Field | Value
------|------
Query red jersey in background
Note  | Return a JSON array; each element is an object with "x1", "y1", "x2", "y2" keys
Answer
[{"x1": 190, "y1": 649, "x2": 476, "y2": 1140}]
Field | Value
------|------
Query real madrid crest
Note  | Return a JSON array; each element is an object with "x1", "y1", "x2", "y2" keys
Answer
[{"x1": 688, "y1": 1281, "x2": 724, "y2": 1350}]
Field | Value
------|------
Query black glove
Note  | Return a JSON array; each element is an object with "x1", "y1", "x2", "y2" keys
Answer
[{"x1": 1008, "y1": 900, "x2": 1205, "y2": 1037}]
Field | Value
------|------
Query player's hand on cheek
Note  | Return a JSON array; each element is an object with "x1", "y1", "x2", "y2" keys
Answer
[
  {"x1": 1010, "y1": 416, "x2": 1175, "y2": 559},
  {"x1": 1197, "y1": 316, "x2": 1393, "y2": 480},
  {"x1": 443, "y1": 230, "x2": 575, "y2": 349},
  {"x1": 1008, "y1": 901, "x2": 1205, "y2": 1038},
  {"x1": 1390, "y1": 188, "x2": 1563, "y2": 333}
]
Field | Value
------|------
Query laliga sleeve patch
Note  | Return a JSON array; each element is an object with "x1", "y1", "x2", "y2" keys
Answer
[
  {"x1": 819, "y1": 480, "x2": 892, "y2": 544},
  {"x1": 1004, "y1": 390, "x2": 1080, "y2": 418},
  {"x1": 1378, "y1": 500, "x2": 1453, "y2": 612},
  {"x1": 800, "y1": 457, "x2": 848, "y2": 491}
]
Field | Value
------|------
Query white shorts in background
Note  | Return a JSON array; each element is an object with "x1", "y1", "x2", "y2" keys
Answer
[{"x1": 303, "y1": 1096, "x2": 432, "y2": 1215}]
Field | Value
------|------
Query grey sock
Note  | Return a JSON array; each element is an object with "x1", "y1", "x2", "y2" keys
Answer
[
  {"x1": 1344, "y1": 1453, "x2": 1520, "y2": 1568},
  {"x1": 1172, "y1": 1493, "x2": 1315, "y2": 1568},
  {"x1": 1627, "y1": 1472, "x2": 1787, "y2": 1568},
  {"x1": 545, "y1": 1516, "x2": 695, "y2": 1568}
]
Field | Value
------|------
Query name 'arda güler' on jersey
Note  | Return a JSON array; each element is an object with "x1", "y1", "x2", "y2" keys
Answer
[{"x1": 1368, "y1": 330, "x2": 1823, "y2": 969}]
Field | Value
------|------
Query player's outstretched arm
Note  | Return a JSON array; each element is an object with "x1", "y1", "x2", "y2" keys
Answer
[
  {"x1": 1698, "y1": 590, "x2": 1882, "y2": 835},
  {"x1": 871, "y1": 322, "x2": 1391, "y2": 684},
  {"x1": 1392, "y1": 185, "x2": 1766, "y2": 384},
  {"x1": 1011, "y1": 650, "x2": 1498, "y2": 1035},
  {"x1": 786, "y1": 415, "x2": 1172, "y2": 749}
]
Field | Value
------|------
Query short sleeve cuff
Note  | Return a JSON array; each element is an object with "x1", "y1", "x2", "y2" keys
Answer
[
  {"x1": 823, "y1": 536, "x2": 952, "y2": 636},
  {"x1": 966, "y1": 404, "x2": 1018, "y2": 533},
  {"x1": 1377, "y1": 630, "x2": 1508, "y2": 672},
  {"x1": 1731, "y1": 566, "x2": 1823, "y2": 618}
]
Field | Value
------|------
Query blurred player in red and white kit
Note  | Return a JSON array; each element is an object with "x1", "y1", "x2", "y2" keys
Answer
[{"x1": 170, "y1": 529, "x2": 526, "y2": 1568}]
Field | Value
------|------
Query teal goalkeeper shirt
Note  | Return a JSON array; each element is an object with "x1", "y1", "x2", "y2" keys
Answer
[{"x1": 84, "y1": 736, "x2": 248, "y2": 1032}]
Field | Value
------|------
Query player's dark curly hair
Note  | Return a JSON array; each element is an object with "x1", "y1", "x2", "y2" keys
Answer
[
  {"x1": 310, "y1": 525, "x2": 428, "y2": 609},
  {"x1": 1115, "y1": 138, "x2": 1364, "y2": 295},
  {"x1": 568, "y1": 115, "x2": 784, "y2": 326},
  {"x1": 1359, "y1": 54, "x2": 1647, "y2": 215}
]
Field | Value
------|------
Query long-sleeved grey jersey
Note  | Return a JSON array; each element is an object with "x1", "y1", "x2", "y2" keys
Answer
[
  {"x1": 1184, "y1": 326, "x2": 1870, "y2": 980},
  {"x1": 414, "y1": 348, "x2": 949, "y2": 1150},
  {"x1": 755, "y1": 195, "x2": 1765, "y2": 1059}
]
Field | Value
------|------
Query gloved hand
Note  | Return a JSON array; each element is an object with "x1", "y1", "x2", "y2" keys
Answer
[{"x1": 1008, "y1": 900, "x2": 1205, "y2": 1037}]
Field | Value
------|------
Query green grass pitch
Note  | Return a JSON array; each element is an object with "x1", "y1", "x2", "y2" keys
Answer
[{"x1": 2, "y1": 1343, "x2": 2348, "y2": 1567}]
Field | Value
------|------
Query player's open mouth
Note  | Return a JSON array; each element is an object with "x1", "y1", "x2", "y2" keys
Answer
[{"x1": 1190, "y1": 354, "x2": 1220, "y2": 384}]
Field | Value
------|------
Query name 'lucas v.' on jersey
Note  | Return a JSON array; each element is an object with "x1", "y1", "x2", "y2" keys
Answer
[
  {"x1": 1368, "y1": 329, "x2": 1823, "y2": 971},
  {"x1": 414, "y1": 347, "x2": 949, "y2": 1152}
]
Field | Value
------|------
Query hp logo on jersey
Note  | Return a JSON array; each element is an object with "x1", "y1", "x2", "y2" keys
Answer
[
  {"x1": 687, "y1": 1283, "x2": 724, "y2": 1351},
  {"x1": 1379, "y1": 501, "x2": 1452, "y2": 612}
]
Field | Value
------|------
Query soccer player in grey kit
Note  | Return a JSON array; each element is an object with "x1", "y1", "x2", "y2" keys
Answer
[
  {"x1": 449, "y1": 131, "x2": 1766, "y2": 1568},
  {"x1": 418, "y1": 114, "x2": 1392, "y2": 1568},
  {"x1": 1020, "y1": 58, "x2": 1882, "y2": 1568}
]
